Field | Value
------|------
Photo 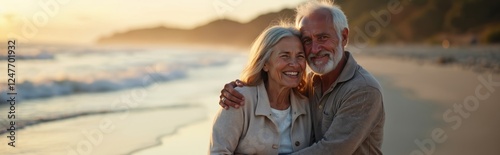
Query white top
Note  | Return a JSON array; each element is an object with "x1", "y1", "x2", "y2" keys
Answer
[{"x1": 271, "y1": 106, "x2": 293, "y2": 154}]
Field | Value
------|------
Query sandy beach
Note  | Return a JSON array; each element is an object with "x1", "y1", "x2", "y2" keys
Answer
[
  {"x1": 1, "y1": 48, "x2": 499, "y2": 155},
  {"x1": 134, "y1": 53, "x2": 500, "y2": 155},
  {"x1": 357, "y1": 55, "x2": 500, "y2": 155}
]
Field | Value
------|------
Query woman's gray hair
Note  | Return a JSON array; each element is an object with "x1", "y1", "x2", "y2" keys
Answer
[
  {"x1": 241, "y1": 23, "x2": 302, "y2": 86},
  {"x1": 295, "y1": 0, "x2": 349, "y2": 40}
]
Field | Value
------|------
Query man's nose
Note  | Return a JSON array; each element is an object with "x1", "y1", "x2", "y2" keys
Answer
[{"x1": 311, "y1": 41, "x2": 321, "y2": 54}]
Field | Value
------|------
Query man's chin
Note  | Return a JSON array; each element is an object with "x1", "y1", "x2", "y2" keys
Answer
[
  {"x1": 310, "y1": 67, "x2": 328, "y2": 75},
  {"x1": 310, "y1": 63, "x2": 335, "y2": 75}
]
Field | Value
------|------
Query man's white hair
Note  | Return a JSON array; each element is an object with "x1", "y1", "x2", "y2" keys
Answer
[{"x1": 295, "y1": 0, "x2": 349, "y2": 40}]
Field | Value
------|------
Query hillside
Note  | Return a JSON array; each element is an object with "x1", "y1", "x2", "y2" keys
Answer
[
  {"x1": 97, "y1": 0, "x2": 500, "y2": 47},
  {"x1": 97, "y1": 9, "x2": 295, "y2": 47},
  {"x1": 341, "y1": 0, "x2": 500, "y2": 45}
]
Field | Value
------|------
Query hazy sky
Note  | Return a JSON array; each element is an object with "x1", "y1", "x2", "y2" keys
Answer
[{"x1": 0, "y1": 0, "x2": 306, "y2": 44}]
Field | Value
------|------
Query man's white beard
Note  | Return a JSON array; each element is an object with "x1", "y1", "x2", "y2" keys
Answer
[{"x1": 308, "y1": 45, "x2": 343, "y2": 75}]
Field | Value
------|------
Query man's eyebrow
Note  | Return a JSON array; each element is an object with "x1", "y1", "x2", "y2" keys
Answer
[{"x1": 314, "y1": 32, "x2": 329, "y2": 37}]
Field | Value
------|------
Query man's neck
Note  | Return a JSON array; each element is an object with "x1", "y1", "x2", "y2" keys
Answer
[{"x1": 319, "y1": 52, "x2": 348, "y2": 93}]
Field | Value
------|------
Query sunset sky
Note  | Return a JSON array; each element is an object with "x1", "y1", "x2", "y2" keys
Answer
[{"x1": 1, "y1": 0, "x2": 306, "y2": 44}]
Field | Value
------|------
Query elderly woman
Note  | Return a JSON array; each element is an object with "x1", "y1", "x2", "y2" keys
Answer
[{"x1": 210, "y1": 25, "x2": 312, "y2": 154}]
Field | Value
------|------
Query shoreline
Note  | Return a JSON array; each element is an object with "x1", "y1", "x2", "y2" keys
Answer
[
  {"x1": 0, "y1": 104, "x2": 195, "y2": 135},
  {"x1": 128, "y1": 116, "x2": 208, "y2": 155},
  {"x1": 0, "y1": 104, "x2": 208, "y2": 155},
  {"x1": 130, "y1": 57, "x2": 245, "y2": 155},
  {"x1": 132, "y1": 115, "x2": 213, "y2": 155}
]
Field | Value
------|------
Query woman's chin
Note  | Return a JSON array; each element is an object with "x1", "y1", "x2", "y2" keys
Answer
[{"x1": 282, "y1": 82, "x2": 300, "y2": 89}]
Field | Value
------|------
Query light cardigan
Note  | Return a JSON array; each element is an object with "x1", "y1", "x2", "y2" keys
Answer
[{"x1": 210, "y1": 82, "x2": 313, "y2": 155}]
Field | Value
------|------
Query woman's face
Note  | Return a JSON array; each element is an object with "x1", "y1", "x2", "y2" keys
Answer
[{"x1": 263, "y1": 36, "x2": 306, "y2": 89}]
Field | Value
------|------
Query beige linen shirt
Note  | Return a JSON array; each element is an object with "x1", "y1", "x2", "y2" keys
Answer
[
  {"x1": 210, "y1": 82, "x2": 313, "y2": 155},
  {"x1": 293, "y1": 52, "x2": 385, "y2": 155}
]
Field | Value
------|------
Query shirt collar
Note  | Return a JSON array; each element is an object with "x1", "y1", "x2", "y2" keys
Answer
[
  {"x1": 337, "y1": 51, "x2": 358, "y2": 83},
  {"x1": 255, "y1": 82, "x2": 271, "y2": 116}
]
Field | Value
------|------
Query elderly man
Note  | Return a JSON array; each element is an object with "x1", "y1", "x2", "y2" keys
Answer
[{"x1": 220, "y1": 1, "x2": 385, "y2": 154}]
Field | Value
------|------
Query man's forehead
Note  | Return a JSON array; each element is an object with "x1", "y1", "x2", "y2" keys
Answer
[{"x1": 299, "y1": 8, "x2": 332, "y2": 32}]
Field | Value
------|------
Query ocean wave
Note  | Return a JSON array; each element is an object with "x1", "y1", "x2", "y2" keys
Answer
[
  {"x1": 0, "y1": 49, "x2": 54, "y2": 60},
  {"x1": 0, "y1": 59, "x2": 228, "y2": 101}
]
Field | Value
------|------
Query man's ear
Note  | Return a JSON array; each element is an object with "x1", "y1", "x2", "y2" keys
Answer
[{"x1": 341, "y1": 28, "x2": 349, "y2": 47}]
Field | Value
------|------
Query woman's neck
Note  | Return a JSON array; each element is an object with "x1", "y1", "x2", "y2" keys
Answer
[{"x1": 265, "y1": 81, "x2": 291, "y2": 110}]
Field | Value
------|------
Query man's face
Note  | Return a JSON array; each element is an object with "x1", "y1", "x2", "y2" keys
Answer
[{"x1": 299, "y1": 9, "x2": 344, "y2": 75}]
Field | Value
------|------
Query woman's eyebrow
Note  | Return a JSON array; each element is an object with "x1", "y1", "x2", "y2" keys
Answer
[{"x1": 278, "y1": 51, "x2": 291, "y2": 54}]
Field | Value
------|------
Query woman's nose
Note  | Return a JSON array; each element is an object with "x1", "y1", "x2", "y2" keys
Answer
[{"x1": 289, "y1": 58, "x2": 298, "y2": 66}]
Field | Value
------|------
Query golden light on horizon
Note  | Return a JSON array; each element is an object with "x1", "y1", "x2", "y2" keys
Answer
[{"x1": 0, "y1": 0, "x2": 307, "y2": 44}]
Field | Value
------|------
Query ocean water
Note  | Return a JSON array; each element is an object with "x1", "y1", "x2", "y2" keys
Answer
[{"x1": 0, "y1": 45, "x2": 247, "y2": 154}]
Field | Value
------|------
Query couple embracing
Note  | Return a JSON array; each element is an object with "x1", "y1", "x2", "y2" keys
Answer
[{"x1": 210, "y1": 1, "x2": 385, "y2": 154}]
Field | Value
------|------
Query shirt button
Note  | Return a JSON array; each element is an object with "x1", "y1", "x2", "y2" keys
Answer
[
  {"x1": 272, "y1": 144, "x2": 278, "y2": 149},
  {"x1": 319, "y1": 105, "x2": 323, "y2": 109},
  {"x1": 295, "y1": 141, "x2": 300, "y2": 146}
]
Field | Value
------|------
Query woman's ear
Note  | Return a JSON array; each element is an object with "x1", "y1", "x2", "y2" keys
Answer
[{"x1": 263, "y1": 63, "x2": 269, "y2": 72}]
